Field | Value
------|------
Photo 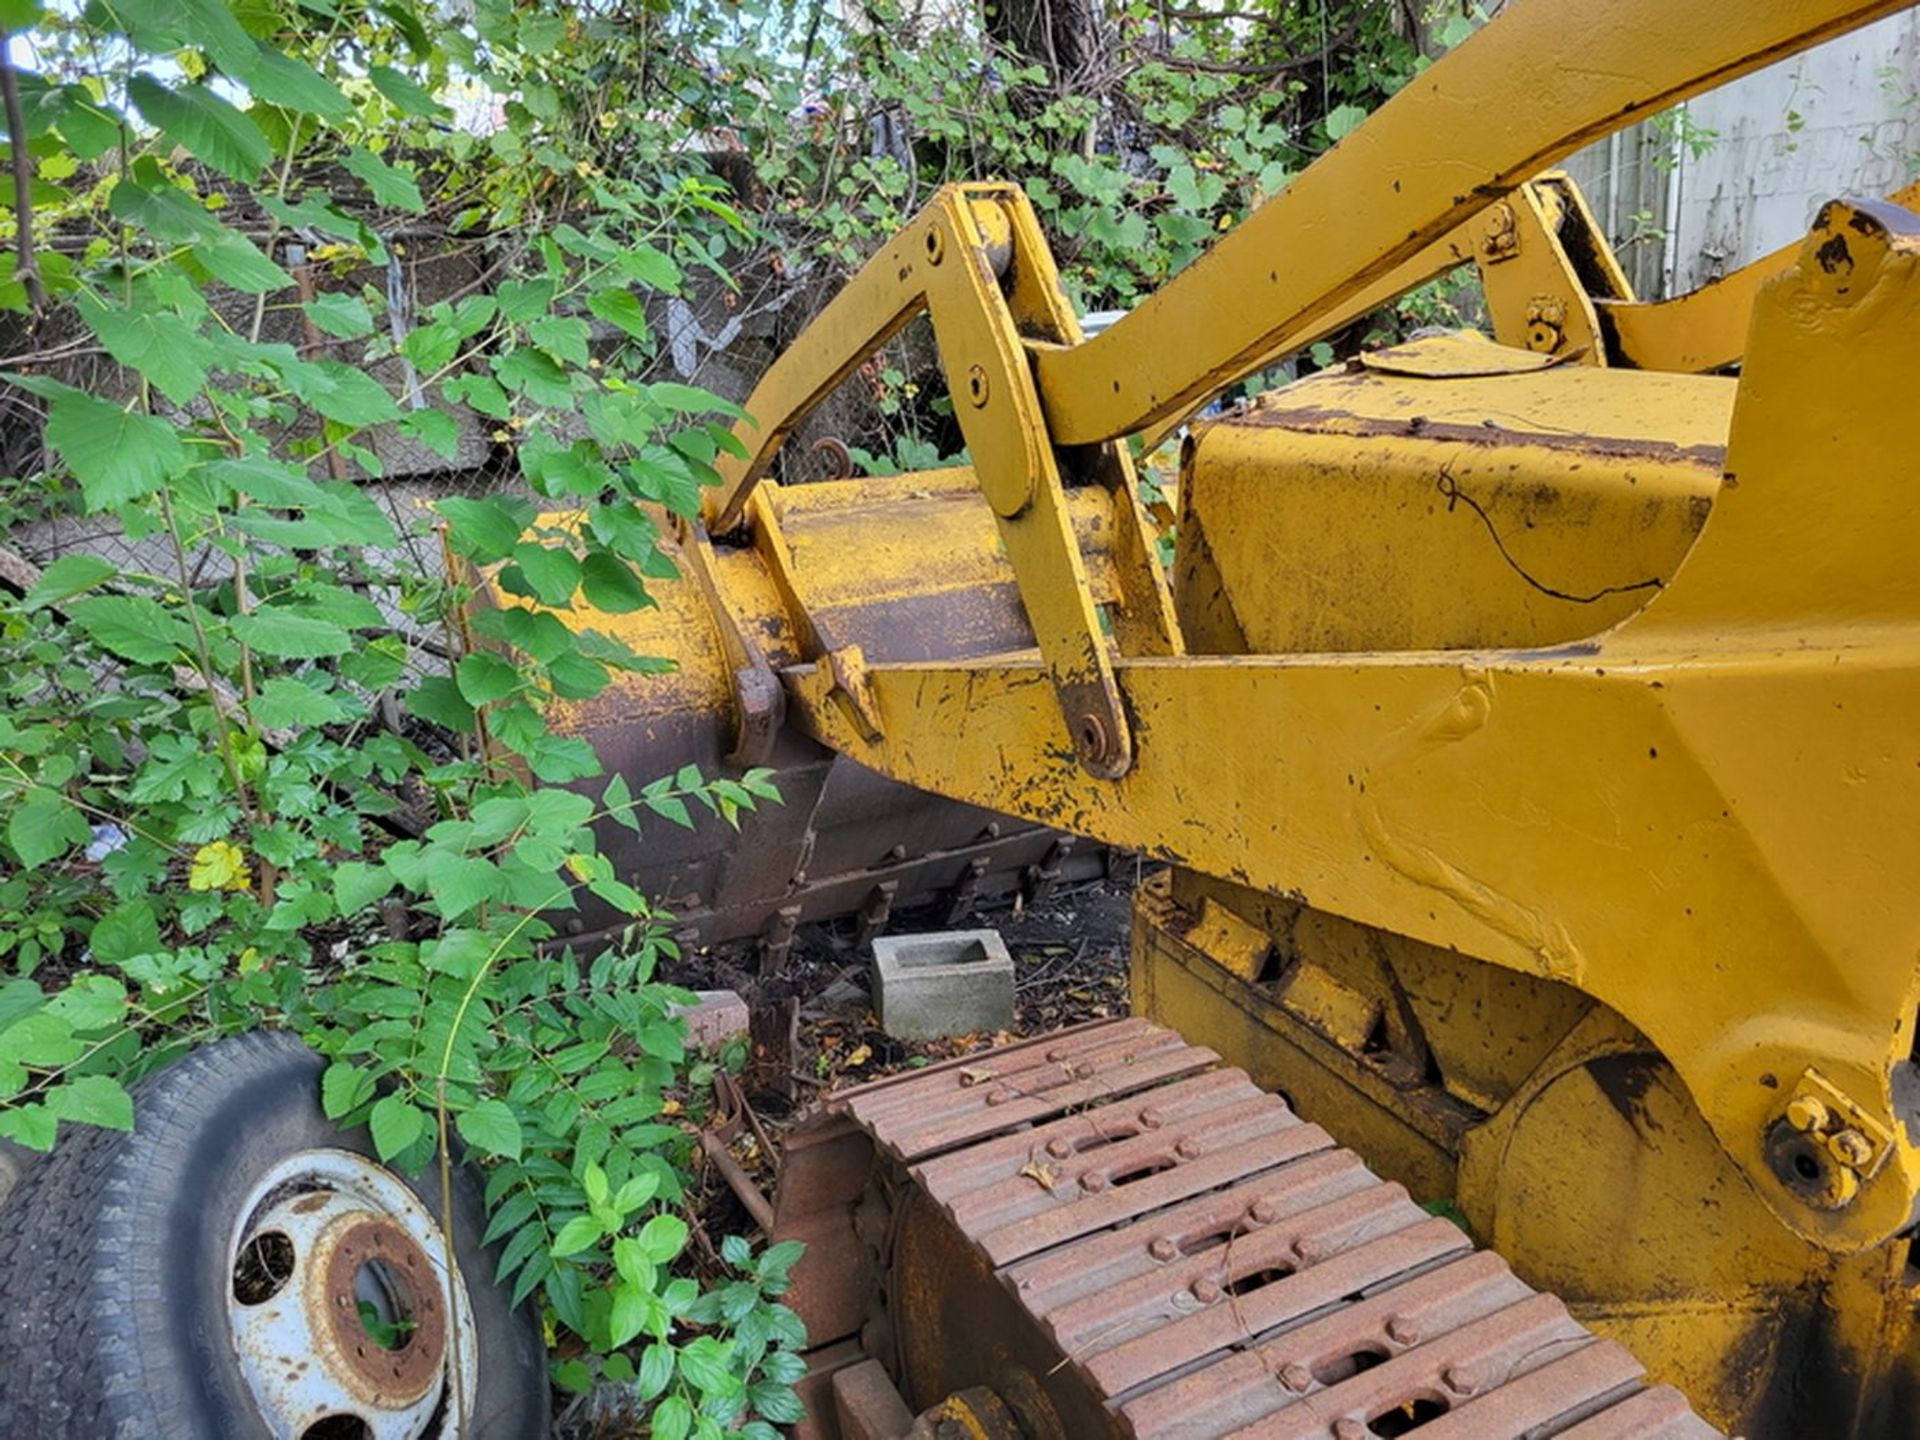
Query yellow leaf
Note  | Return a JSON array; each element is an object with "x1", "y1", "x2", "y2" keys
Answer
[
  {"x1": 564, "y1": 854, "x2": 595, "y2": 883},
  {"x1": 188, "y1": 840, "x2": 252, "y2": 893},
  {"x1": 661, "y1": 1097, "x2": 683, "y2": 1116},
  {"x1": 237, "y1": 947, "x2": 262, "y2": 974},
  {"x1": 846, "y1": 1044, "x2": 872, "y2": 1068},
  {"x1": 1018, "y1": 1160, "x2": 1058, "y2": 1191}
]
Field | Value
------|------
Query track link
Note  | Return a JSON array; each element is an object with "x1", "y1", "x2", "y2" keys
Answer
[{"x1": 786, "y1": 1016, "x2": 1722, "y2": 1439}]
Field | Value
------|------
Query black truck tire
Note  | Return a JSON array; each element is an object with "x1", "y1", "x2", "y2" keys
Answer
[{"x1": 0, "y1": 1031, "x2": 547, "y2": 1439}]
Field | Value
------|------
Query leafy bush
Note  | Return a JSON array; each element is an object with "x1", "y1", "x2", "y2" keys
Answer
[{"x1": 0, "y1": 0, "x2": 804, "y2": 1429}]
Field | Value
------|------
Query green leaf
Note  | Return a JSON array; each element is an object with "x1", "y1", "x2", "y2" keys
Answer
[
  {"x1": 425, "y1": 850, "x2": 497, "y2": 920},
  {"x1": 637, "y1": 1342, "x2": 674, "y2": 1401},
  {"x1": 322, "y1": 1060, "x2": 376, "y2": 1119},
  {"x1": 1325, "y1": 103, "x2": 1369, "y2": 142},
  {"x1": 493, "y1": 348, "x2": 572, "y2": 409},
  {"x1": 646, "y1": 382, "x2": 744, "y2": 418},
  {"x1": 45, "y1": 975, "x2": 125, "y2": 1032},
  {"x1": 549, "y1": 1214, "x2": 603, "y2": 1257},
  {"x1": 481, "y1": 1190, "x2": 536, "y2": 1247},
  {"x1": 586, "y1": 287, "x2": 650, "y2": 341},
  {"x1": 75, "y1": 292, "x2": 213, "y2": 407},
  {"x1": 279, "y1": 359, "x2": 402, "y2": 427},
  {"x1": 368, "y1": 64, "x2": 452, "y2": 120},
  {"x1": 89, "y1": 899, "x2": 162, "y2": 963},
  {"x1": 126, "y1": 74, "x2": 270, "y2": 182},
  {"x1": 6, "y1": 375, "x2": 188, "y2": 508},
  {"x1": 52, "y1": 86, "x2": 120, "y2": 159},
  {"x1": 405, "y1": 675, "x2": 475, "y2": 731},
  {"x1": 442, "y1": 373, "x2": 512, "y2": 420},
  {"x1": 456, "y1": 1098, "x2": 522, "y2": 1160},
  {"x1": 303, "y1": 292, "x2": 375, "y2": 339},
  {"x1": 252, "y1": 675, "x2": 351, "y2": 728},
  {"x1": 608, "y1": 1283, "x2": 653, "y2": 1349},
  {"x1": 749, "y1": 1381, "x2": 807, "y2": 1425},
  {"x1": 636, "y1": 1212, "x2": 689, "y2": 1264},
  {"x1": 507, "y1": 541, "x2": 580, "y2": 608},
  {"x1": 527, "y1": 315, "x2": 590, "y2": 368},
  {"x1": 579, "y1": 553, "x2": 652, "y2": 614},
  {"x1": 48, "y1": 1075, "x2": 133, "y2": 1132},
  {"x1": 343, "y1": 146, "x2": 426, "y2": 213},
  {"x1": 396, "y1": 408, "x2": 460, "y2": 459},
  {"x1": 454, "y1": 651, "x2": 520, "y2": 707},
  {"x1": 650, "y1": 1396, "x2": 693, "y2": 1440},
  {"x1": 0, "y1": 1, "x2": 44, "y2": 30},
  {"x1": 23, "y1": 553, "x2": 115, "y2": 610},
  {"x1": 237, "y1": 41, "x2": 352, "y2": 120},
  {"x1": 675, "y1": 1335, "x2": 738, "y2": 1398},
  {"x1": 439, "y1": 496, "x2": 535, "y2": 565},
  {"x1": 368, "y1": 1093, "x2": 426, "y2": 1160},
  {"x1": 6, "y1": 787, "x2": 87, "y2": 868},
  {"x1": 0, "y1": 1104, "x2": 57, "y2": 1152},
  {"x1": 230, "y1": 610, "x2": 354, "y2": 659},
  {"x1": 333, "y1": 861, "x2": 395, "y2": 916},
  {"x1": 614, "y1": 243, "x2": 680, "y2": 291},
  {"x1": 192, "y1": 227, "x2": 293, "y2": 294},
  {"x1": 66, "y1": 594, "x2": 192, "y2": 664}
]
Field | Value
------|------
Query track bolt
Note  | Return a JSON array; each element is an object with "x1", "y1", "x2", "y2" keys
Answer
[
  {"x1": 1148, "y1": 1237, "x2": 1177, "y2": 1262},
  {"x1": 1444, "y1": 1364, "x2": 1481, "y2": 1396},
  {"x1": 1334, "y1": 1419, "x2": 1368, "y2": 1440},
  {"x1": 1046, "y1": 1048, "x2": 1068, "y2": 1063},
  {"x1": 1786, "y1": 1096, "x2": 1830, "y2": 1133},
  {"x1": 1081, "y1": 1171, "x2": 1110, "y2": 1193},
  {"x1": 1046, "y1": 1137, "x2": 1074, "y2": 1160},
  {"x1": 1387, "y1": 1315, "x2": 1421, "y2": 1345},
  {"x1": 1248, "y1": 1199, "x2": 1277, "y2": 1225},
  {"x1": 1829, "y1": 1129, "x2": 1874, "y2": 1168},
  {"x1": 1139, "y1": 1107, "x2": 1165, "y2": 1129},
  {"x1": 986, "y1": 1089, "x2": 1011, "y2": 1106},
  {"x1": 1280, "y1": 1362, "x2": 1314, "y2": 1394},
  {"x1": 1190, "y1": 1277, "x2": 1222, "y2": 1303},
  {"x1": 1175, "y1": 1138, "x2": 1202, "y2": 1160},
  {"x1": 1294, "y1": 1238, "x2": 1325, "y2": 1263}
]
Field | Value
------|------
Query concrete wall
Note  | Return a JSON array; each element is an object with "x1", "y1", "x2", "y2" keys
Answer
[{"x1": 1562, "y1": 11, "x2": 1920, "y2": 300}]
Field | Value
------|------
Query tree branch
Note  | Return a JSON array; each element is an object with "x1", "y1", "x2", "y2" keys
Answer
[{"x1": 0, "y1": 28, "x2": 47, "y2": 314}]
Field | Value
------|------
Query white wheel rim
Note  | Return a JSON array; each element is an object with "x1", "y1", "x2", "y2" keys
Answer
[{"x1": 226, "y1": 1149, "x2": 481, "y2": 1439}]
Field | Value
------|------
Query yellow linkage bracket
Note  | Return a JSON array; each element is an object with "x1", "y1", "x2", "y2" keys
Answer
[{"x1": 706, "y1": 186, "x2": 1178, "y2": 779}]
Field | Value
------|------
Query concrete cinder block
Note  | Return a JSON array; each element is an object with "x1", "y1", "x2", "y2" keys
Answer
[
  {"x1": 871, "y1": 929, "x2": 1014, "y2": 1042},
  {"x1": 831, "y1": 1357, "x2": 915, "y2": 1440},
  {"x1": 671, "y1": 990, "x2": 749, "y2": 1050}
]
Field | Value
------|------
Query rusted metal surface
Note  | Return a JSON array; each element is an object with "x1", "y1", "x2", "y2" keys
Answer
[
  {"x1": 780, "y1": 1017, "x2": 1723, "y2": 1439},
  {"x1": 316, "y1": 1217, "x2": 447, "y2": 1405}
]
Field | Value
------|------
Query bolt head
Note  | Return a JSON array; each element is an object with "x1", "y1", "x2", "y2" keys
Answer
[
  {"x1": 1334, "y1": 1419, "x2": 1368, "y2": 1440},
  {"x1": 1190, "y1": 1277, "x2": 1221, "y2": 1303},
  {"x1": 1444, "y1": 1364, "x2": 1480, "y2": 1396},
  {"x1": 1175, "y1": 1138, "x2": 1201, "y2": 1160},
  {"x1": 1387, "y1": 1315, "x2": 1421, "y2": 1345},
  {"x1": 1080, "y1": 1171, "x2": 1109, "y2": 1193},
  {"x1": 1786, "y1": 1095, "x2": 1830, "y2": 1133},
  {"x1": 1248, "y1": 1199, "x2": 1277, "y2": 1225},
  {"x1": 1046, "y1": 1137, "x2": 1074, "y2": 1160},
  {"x1": 1138, "y1": 1107, "x2": 1165, "y2": 1130},
  {"x1": 1280, "y1": 1362, "x2": 1314, "y2": 1393},
  {"x1": 1829, "y1": 1129, "x2": 1874, "y2": 1168},
  {"x1": 1148, "y1": 1237, "x2": 1177, "y2": 1262}
]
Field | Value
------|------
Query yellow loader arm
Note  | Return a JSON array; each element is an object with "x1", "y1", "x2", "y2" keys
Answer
[{"x1": 702, "y1": 0, "x2": 1920, "y2": 1262}]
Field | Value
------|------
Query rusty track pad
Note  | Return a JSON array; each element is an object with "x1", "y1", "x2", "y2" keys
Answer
[{"x1": 778, "y1": 1018, "x2": 1722, "y2": 1440}]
